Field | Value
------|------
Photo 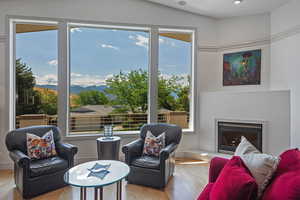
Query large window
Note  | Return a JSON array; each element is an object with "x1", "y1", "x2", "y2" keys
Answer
[
  {"x1": 15, "y1": 23, "x2": 58, "y2": 128},
  {"x1": 158, "y1": 29, "x2": 193, "y2": 129},
  {"x1": 10, "y1": 18, "x2": 196, "y2": 136},
  {"x1": 69, "y1": 26, "x2": 149, "y2": 134}
]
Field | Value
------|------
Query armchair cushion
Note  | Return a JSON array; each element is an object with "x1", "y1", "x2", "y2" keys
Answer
[
  {"x1": 140, "y1": 123, "x2": 182, "y2": 146},
  {"x1": 131, "y1": 155, "x2": 160, "y2": 170},
  {"x1": 26, "y1": 130, "x2": 57, "y2": 159},
  {"x1": 6, "y1": 125, "x2": 61, "y2": 154},
  {"x1": 29, "y1": 156, "x2": 68, "y2": 178},
  {"x1": 143, "y1": 131, "x2": 165, "y2": 157}
]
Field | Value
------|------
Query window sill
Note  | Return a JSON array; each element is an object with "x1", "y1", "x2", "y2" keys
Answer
[{"x1": 63, "y1": 129, "x2": 195, "y2": 141}]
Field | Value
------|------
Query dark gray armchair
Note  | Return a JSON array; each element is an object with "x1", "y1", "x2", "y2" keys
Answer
[
  {"x1": 5, "y1": 125, "x2": 78, "y2": 199},
  {"x1": 122, "y1": 123, "x2": 182, "y2": 188}
]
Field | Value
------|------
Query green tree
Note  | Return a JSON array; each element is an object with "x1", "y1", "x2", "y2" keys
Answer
[
  {"x1": 16, "y1": 59, "x2": 42, "y2": 115},
  {"x1": 38, "y1": 88, "x2": 58, "y2": 115},
  {"x1": 158, "y1": 73, "x2": 182, "y2": 111},
  {"x1": 175, "y1": 75, "x2": 190, "y2": 112},
  {"x1": 75, "y1": 90, "x2": 109, "y2": 106},
  {"x1": 176, "y1": 85, "x2": 190, "y2": 112},
  {"x1": 105, "y1": 70, "x2": 148, "y2": 113},
  {"x1": 105, "y1": 69, "x2": 189, "y2": 113}
]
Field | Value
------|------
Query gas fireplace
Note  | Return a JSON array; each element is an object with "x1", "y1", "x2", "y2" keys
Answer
[{"x1": 217, "y1": 121, "x2": 262, "y2": 154}]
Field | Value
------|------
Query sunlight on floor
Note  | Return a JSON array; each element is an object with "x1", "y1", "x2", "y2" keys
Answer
[{"x1": 175, "y1": 158, "x2": 209, "y2": 165}]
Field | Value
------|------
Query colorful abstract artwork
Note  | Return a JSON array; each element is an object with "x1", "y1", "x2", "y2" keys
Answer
[{"x1": 223, "y1": 49, "x2": 261, "y2": 86}]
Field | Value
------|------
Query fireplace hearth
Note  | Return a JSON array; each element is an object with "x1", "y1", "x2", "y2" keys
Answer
[{"x1": 217, "y1": 121, "x2": 262, "y2": 154}]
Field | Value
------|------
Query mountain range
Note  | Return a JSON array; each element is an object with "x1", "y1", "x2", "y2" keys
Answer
[{"x1": 36, "y1": 85, "x2": 108, "y2": 94}]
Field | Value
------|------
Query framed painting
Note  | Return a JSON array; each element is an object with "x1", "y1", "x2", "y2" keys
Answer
[{"x1": 223, "y1": 49, "x2": 261, "y2": 86}]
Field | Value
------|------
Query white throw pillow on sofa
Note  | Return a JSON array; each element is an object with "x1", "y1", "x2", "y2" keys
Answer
[{"x1": 235, "y1": 136, "x2": 280, "y2": 198}]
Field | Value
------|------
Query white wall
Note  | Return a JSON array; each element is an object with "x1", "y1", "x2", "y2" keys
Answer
[
  {"x1": 199, "y1": 90, "x2": 290, "y2": 155},
  {"x1": 0, "y1": 0, "x2": 217, "y2": 168},
  {"x1": 198, "y1": 14, "x2": 291, "y2": 155},
  {"x1": 270, "y1": 0, "x2": 300, "y2": 148},
  {"x1": 201, "y1": 14, "x2": 271, "y2": 92},
  {"x1": 217, "y1": 14, "x2": 270, "y2": 46}
]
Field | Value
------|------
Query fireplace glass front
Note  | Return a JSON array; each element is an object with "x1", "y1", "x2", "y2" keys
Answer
[{"x1": 218, "y1": 121, "x2": 262, "y2": 154}]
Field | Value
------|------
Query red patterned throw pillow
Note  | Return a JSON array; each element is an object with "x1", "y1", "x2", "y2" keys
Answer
[
  {"x1": 26, "y1": 130, "x2": 57, "y2": 159},
  {"x1": 143, "y1": 131, "x2": 165, "y2": 157}
]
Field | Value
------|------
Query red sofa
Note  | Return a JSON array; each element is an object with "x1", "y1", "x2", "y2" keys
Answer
[{"x1": 197, "y1": 149, "x2": 300, "y2": 200}]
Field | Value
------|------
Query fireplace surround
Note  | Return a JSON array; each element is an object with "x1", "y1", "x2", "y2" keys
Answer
[{"x1": 217, "y1": 121, "x2": 263, "y2": 154}]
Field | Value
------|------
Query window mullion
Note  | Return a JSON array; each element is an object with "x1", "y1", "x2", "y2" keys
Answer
[
  {"x1": 57, "y1": 21, "x2": 69, "y2": 137},
  {"x1": 148, "y1": 27, "x2": 159, "y2": 123}
]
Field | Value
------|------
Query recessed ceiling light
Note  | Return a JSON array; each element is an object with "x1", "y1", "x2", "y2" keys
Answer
[
  {"x1": 178, "y1": 0, "x2": 187, "y2": 6},
  {"x1": 233, "y1": 0, "x2": 243, "y2": 5}
]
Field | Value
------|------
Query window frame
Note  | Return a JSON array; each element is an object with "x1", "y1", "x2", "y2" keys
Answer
[{"x1": 7, "y1": 15, "x2": 198, "y2": 139}]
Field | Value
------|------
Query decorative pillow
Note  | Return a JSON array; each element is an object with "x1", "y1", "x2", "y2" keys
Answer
[
  {"x1": 262, "y1": 149, "x2": 300, "y2": 200},
  {"x1": 262, "y1": 170, "x2": 300, "y2": 200},
  {"x1": 210, "y1": 156, "x2": 258, "y2": 200},
  {"x1": 143, "y1": 131, "x2": 165, "y2": 157},
  {"x1": 235, "y1": 136, "x2": 280, "y2": 198},
  {"x1": 26, "y1": 130, "x2": 57, "y2": 159},
  {"x1": 275, "y1": 148, "x2": 300, "y2": 176}
]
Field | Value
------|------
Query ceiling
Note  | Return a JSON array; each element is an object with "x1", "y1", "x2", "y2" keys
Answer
[{"x1": 145, "y1": 0, "x2": 291, "y2": 18}]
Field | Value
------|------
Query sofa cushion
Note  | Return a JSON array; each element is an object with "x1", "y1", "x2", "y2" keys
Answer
[
  {"x1": 234, "y1": 136, "x2": 279, "y2": 198},
  {"x1": 276, "y1": 148, "x2": 300, "y2": 176},
  {"x1": 131, "y1": 155, "x2": 160, "y2": 170},
  {"x1": 29, "y1": 156, "x2": 68, "y2": 178},
  {"x1": 197, "y1": 183, "x2": 214, "y2": 200},
  {"x1": 210, "y1": 156, "x2": 258, "y2": 200},
  {"x1": 262, "y1": 170, "x2": 300, "y2": 200}
]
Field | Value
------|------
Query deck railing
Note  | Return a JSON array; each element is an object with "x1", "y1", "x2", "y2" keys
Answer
[{"x1": 16, "y1": 111, "x2": 189, "y2": 133}]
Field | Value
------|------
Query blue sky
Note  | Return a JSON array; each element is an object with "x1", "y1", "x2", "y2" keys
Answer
[{"x1": 16, "y1": 28, "x2": 191, "y2": 86}]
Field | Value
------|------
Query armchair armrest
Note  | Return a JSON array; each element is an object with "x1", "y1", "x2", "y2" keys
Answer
[
  {"x1": 56, "y1": 142, "x2": 78, "y2": 164},
  {"x1": 9, "y1": 150, "x2": 30, "y2": 168},
  {"x1": 160, "y1": 143, "x2": 177, "y2": 161},
  {"x1": 122, "y1": 139, "x2": 144, "y2": 164},
  {"x1": 209, "y1": 157, "x2": 229, "y2": 183}
]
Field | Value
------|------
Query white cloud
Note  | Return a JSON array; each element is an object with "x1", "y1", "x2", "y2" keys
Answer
[
  {"x1": 129, "y1": 34, "x2": 166, "y2": 48},
  {"x1": 35, "y1": 73, "x2": 113, "y2": 86},
  {"x1": 48, "y1": 59, "x2": 58, "y2": 67},
  {"x1": 129, "y1": 34, "x2": 149, "y2": 48},
  {"x1": 70, "y1": 72, "x2": 83, "y2": 77},
  {"x1": 159, "y1": 38, "x2": 165, "y2": 44},
  {"x1": 98, "y1": 43, "x2": 120, "y2": 51},
  {"x1": 70, "y1": 73, "x2": 113, "y2": 86},
  {"x1": 70, "y1": 28, "x2": 82, "y2": 33},
  {"x1": 35, "y1": 74, "x2": 58, "y2": 85}
]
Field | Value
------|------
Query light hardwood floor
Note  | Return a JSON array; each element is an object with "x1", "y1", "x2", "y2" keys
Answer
[{"x1": 0, "y1": 159, "x2": 209, "y2": 200}]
